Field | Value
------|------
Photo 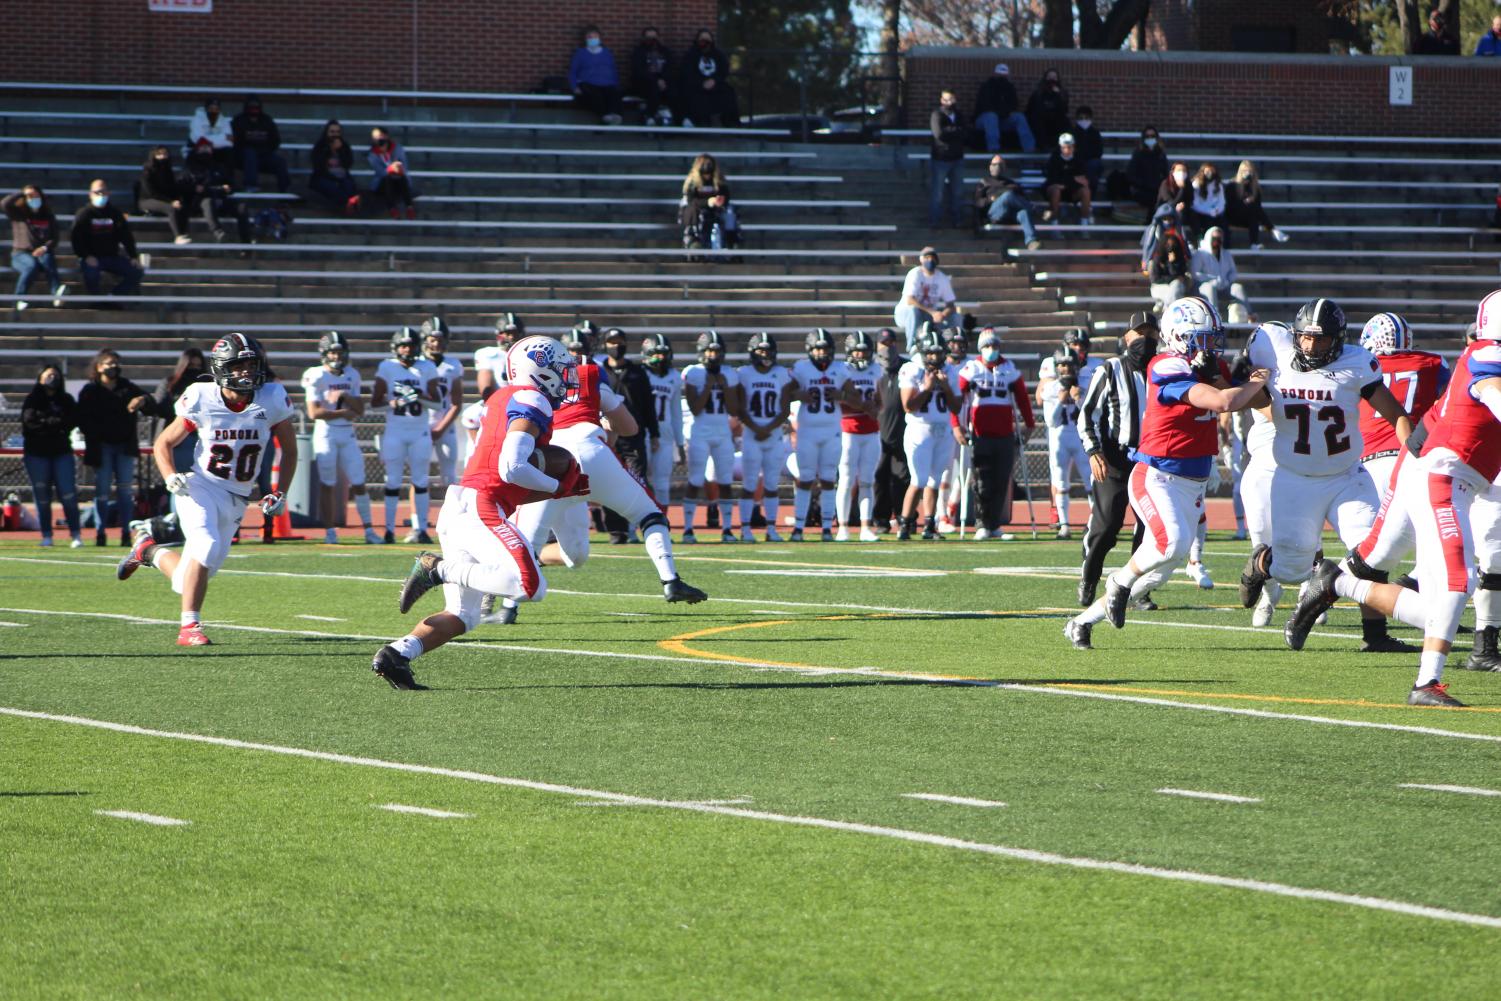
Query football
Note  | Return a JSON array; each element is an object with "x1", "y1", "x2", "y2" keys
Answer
[{"x1": 531, "y1": 443, "x2": 576, "y2": 481}]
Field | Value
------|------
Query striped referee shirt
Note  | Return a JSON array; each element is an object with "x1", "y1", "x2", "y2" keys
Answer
[{"x1": 1076, "y1": 356, "x2": 1145, "y2": 459}]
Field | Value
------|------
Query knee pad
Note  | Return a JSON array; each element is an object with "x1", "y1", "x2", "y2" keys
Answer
[
  {"x1": 1343, "y1": 550, "x2": 1389, "y2": 584},
  {"x1": 384, "y1": 487, "x2": 401, "y2": 497},
  {"x1": 412, "y1": 486, "x2": 428, "y2": 495},
  {"x1": 639, "y1": 511, "x2": 668, "y2": 533},
  {"x1": 1481, "y1": 572, "x2": 1501, "y2": 591}
]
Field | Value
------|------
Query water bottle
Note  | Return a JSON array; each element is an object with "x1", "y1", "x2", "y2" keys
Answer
[
  {"x1": 709, "y1": 222, "x2": 723, "y2": 251},
  {"x1": 3, "y1": 492, "x2": 19, "y2": 531}
]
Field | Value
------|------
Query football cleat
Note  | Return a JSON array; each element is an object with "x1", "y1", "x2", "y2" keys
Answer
[
  {"x1": 398, "y1": 551, "x2": 443, "y2": 614},
  {"x1": 681, "y1": 529, "x2": 698, "y2": 545},
  {"x1": 1130, "y1": 592, "x2": 1158, "y2": 612},
  {"x1": 1185, "y1": 561, "x2": 1214, "y2": 590},
  {"x1": 897, "y1": 522, "x2": 912, "y2": 541},
  {"x1": 383, "y1": 529, "x2": 396, "y2": 545},
  {"x1": 116, "y1": 535, "x2": 156, "y2": 581},
  {"x1": 766, "y1": 527, "x2": 784, "y2": 542},
  {"x1": 922, "y1": 525, "x2": 941, "y2": 541},
  {"x1": 1252, "y1": 591, "x2": 1277, "y2": 628},
  {"x1": 1360, "y1": 635, "x2": 1419, "y2": 654},
  {"x1": 480, "y1": 597, "x2": 519, "y2": 626},
  {"x1": 790, "y1": 528, "x2": 804, "y2": 542},
  {"x1": 834, "y1": 527, "x2": 850, "y2": 542},
  {"x1": 415, "y1": 530, "x2": 434, "y2": 545},
  {"x1": 1063, "y1": 617, "x2": 1093, "y2": 650},
  {"x1": 1284, "y1": 558, "x2": 1341, "y2": 652},
  {"x1": 858, "y1": 528, "x2": 878, "y2": 542},
  {"x1": 821, "y1": 528, "x2": 835, "y2": 543},
  {"x1": 664, "y1": 577, "x2": 708, "y2": 603},
  {"x1": 403, "y1": 530, "x2": 420, "y2": 544},
  {"x1": 937, "y1": 519, "x2": 957, "y2": 536},
  {"x1": 1056, "y1": 525, "x2": 1071, "y2": 540},
  {"x1": 176, "y1": 623, "x2": 212, "y2": 647},
  {"x1": 372, "y1": 645, "x2": 428, "y2": 691},
  {"x1": 973, "y1": 527, "x2": 990, "y2": 541},
  {"x1": 1408, "y1": 682, "x2": 1463, "y2": 708},
  {"x1": 1239, "y1": 544, "x2": 1270, "y2": 608},
  {"x1": 365, "y1": 527, "x2": 384, "y2": 544},
  {"x1": 1463, "y1": 627, "x2": 1501, "y2": 671},
  {"x1": 721, "y1": 528, "x2": 738, "y2": 544},
  {"x1": 1078, "y1": 577, "x2": 1098, "y2": 608},
  {"x1": 1104, "y1": 577, "x2": 1130, "y2": 629},
  {"x1": 740, "y1": 528, "x2": 756, "y2": 543},
  {"x1": 324, "y1": 527, "x2": 338, "y2": 544}
]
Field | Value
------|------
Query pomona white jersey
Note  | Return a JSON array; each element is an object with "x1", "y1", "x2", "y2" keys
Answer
[
  {"x1": 646, "y1": 368, "x2": 685, "y2": 446},
  {"x1": 176, "y1": 380, "x2": 295, "y2": 497},
  {"x1": 737, "y1": 363, "x2": 792, "y2": 430},
  {"x1": 789, "y1": 359, "x2": 847, "y2": 431},
  {"x1": 473, "y1": 345, "x2": 509, "y2": 388},
  {"x1": 1246, "y1": 321, "x2": 1383, "y2": 476},
  {"x1": 426, "y1": 357, "x2": 464, "y2": 432},
  {"x1": 1039, "y1": 355, "x2": 1104, "y2": 391},
  {"x1": 898, "y1": 360, "x2": 962, "y2": 425},
  {"x1": 300, "y1": 364, "x2": 361, "y2": 432},
  {"x1": 681, "y1": 364, "x2": 740, "y2": 437},
  {"x1": 376, "y1": 357, "x2": 439, "y2": 432}
]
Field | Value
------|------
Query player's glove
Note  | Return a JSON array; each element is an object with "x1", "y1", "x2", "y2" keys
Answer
[
  {"x1": 165, "y1": 472, "x2": 189, "y2": 495},
  {"x1": 260, "y1": 491, "x2": 286, "y2": 517},
  {"x1": 553, "y1": 461, "x2": 590, "y2": 499},
  {"x1": 393, "y1": 383, "x2": 422, "y2": 406}
]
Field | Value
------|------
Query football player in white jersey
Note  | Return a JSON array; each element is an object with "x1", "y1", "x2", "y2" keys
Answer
[
  {"x1": 736, "y1": 332, "x2": 794, "y2": 542},
  {"x1": 474, "y1": 312, "x2": 522, "y2": 397},
  {"x1": 681, "y1": 330, "x2": 742, "y2": 543},
  {"x1": 1237, "y1": 298, "x2": 1415, "y2": 652},
  {"x1": 370, "y1": 326, "x2": 441, "y2": 544},
  {"x1": 1039, "y1": 346, "x2": 1092, "y2": 540},
  {"x1": 899, "y1": 326, "x2": 963, "y2": 540},
  {"x1": 117, "y1": 334, "x2": 297, "y2": 647},
  {"x1": 420, "y1": 315, "x2": 466, "y2": 501},
  {"x1": 564, "y1": 319, "x2": 612, "y2": 370},
  {"x1": 300, "y1": 331, "x2": 380, "y2": 545},
  {"x1": 1036, "y1": 328, "x2": 1102, "y2": 535},
  {"x1": 641, "y1": 333, "x2": 684, "y2": 516},
  {"x1": 789, "y1": 328, "x2": 846, "y2": 541},
  {"x1": 835, "y1": 330, "x2": 883, "y2": 541}
]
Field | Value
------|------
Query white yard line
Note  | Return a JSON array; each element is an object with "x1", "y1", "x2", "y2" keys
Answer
[
  {"x1": 4, "y1": 707, "x2": 1492, "y2": 930},
  {"x1": 94, "y1": 809, "x2": 190, "y2": 826},
  {"x1": 296, "y1": 615, "x2": 346, "y2": 622},
  {"x1": 902, "y1": 793, "x2": 1008, "y2": 808},
  {"x1": 574, "y1": 797, "x2": 753, "y2": 807},
  {"x1": 376, "y1": 803, "x2": 473, "y2": 818},
  {"x1": 1398, "y1": 783, "x2": 1501, "y2": 798},
  {"x1": 1156, "y1": 788, "x2": 1263, "y2": 805}
]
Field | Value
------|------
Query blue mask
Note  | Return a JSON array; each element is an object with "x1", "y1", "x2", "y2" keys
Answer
[
  {"x1": 26, "y1": 197, "x2": 41, "y2": 211},
  {"x1": 586, "y1": 38, "x2": 601, "y2": 50},
  {"x1": 921, "y1": 259, "x2": 936, "y2": 272},
  {"x1": 981, "y1": 347, "x2": 1001, "y2": 364},
  {"x1": 90, "y1": 193, "x2": 108, "y2": 208}
]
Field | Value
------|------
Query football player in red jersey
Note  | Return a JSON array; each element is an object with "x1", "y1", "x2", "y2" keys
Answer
[
  {"x1": 370, "y1": 336, "x2": 588, "y2": 690},
  {"x1": 1356, "y1": 312, "x2": 1448, "y2": 499},
  {"x1": 1064, "y1": 298, "x2": 1268, "y2": 649}
]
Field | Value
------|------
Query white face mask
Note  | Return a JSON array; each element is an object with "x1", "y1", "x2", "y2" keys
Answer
[
  {"x1": 1172, "y1": 170, "x2": 1187, "y2": 185},
  {"x1": 90, "y1": 193, "x2": 108, "y2": 208},
  {"x1": 1144, "y1": 137, "x2": 1157, "y2": 149},
  {"x1": 1076, "y1": 118, "x2": 1092, "y2": 129}
]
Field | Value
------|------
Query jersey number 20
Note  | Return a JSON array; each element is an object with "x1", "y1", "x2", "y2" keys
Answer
[{"x1": 206, "y1": 443, "x2": 263, "y2": 482}]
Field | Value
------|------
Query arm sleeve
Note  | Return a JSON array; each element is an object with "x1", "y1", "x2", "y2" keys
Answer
[
  {"x1": 1478, "y1": 385, "x2": 1501, "y2": 423},
  {"x1": 497, "y1": 429, "x2": 559, "y2": 492},
  {"x1": 599, "y1": 382, "x2": 624, "y2": 412}
]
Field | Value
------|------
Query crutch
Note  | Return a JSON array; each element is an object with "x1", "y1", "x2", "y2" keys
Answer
[
  {"x1": 1017, "y1": 427, "x2": 1039, "y2": 540},
  {"x1": 957, "y1": 440, "x2": 973, "y2": 539}
]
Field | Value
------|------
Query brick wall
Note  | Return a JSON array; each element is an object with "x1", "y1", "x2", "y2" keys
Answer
[
  {"x1": 32, "y1": 1, "x2": 716, "y2": 93},
  {"x1": 906, "y1": 47, "x2": 1501, "y2": 138}
]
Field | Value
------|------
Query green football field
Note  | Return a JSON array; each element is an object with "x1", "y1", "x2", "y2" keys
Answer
[{"x1": 5, "y1": 532, "x2": 1501, "y2": 999}]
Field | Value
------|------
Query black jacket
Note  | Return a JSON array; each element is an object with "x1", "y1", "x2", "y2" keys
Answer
[
  {"x1": 929, "y1": 108, "x2": 968, "y2": 162},
  {"x1": 974, "y1": 172, "x2": 1027, "y2": 208},
  {"x1": 22, "y1": 384, "x2": 78, "y2": 458},
  {"x1": 1071, "y1": 123, "x2": 1104, "y2": 161},
  {"x1": 1125, "y1": 147, "x2": 1168, "y2": 202},
  {"x1": 76, "y1": 378, "x2": 151, "y2": 456},
  {"x1": 878, "y1": 356, "x2": 908, "y2": 446},
  {"x1": 1045, "y1": 150, "x2": 1085, "y2": 187},
  {"x1": 139, "y1": 162, "x2": 188, "y2": 204},
  {"x1": 973, "y1": 76, "x2": 1019, "y2": 118},
  {"x1": 1149, "y1": 236, "x2": 1190, "y2": 284},
  {"x1": 232, "y1": 108, "x2": 281, "y2": 153},
  {"x1": 603, "y1": 358, "x2": 660, "y2": 440},
  {"x1": 680, "y1": 45, "x2": 730, "y2": 88},
  {"x1": 1025, "y1": 83, "x2": 1070, "y2": 149},
  {"x1": 311, "y1": 138, "x2": 354, "y2": 180},
  {"x1": 631, "y1": 42, "x2": 674, "y2": 93},
  {"x1": 3, "y1": 192, "x2": 59, "y2": 254},
  {"x1": 70, "y1": 203, "x2": 137, "y2": 259}
]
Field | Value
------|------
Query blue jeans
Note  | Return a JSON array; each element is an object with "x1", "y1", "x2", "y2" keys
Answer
[
  {"x1": 23, "y1": 452, "x2": 81, "y2": 539},
  {"x1": 898, "y1": 306, "x2": 961, "y2": 354},
  {"x1": 986, "y1": 190, "x2": 1037, "y2": 243},
  {"x1": 975, "y1": 110, "x2": 1036, "y2": 153},
  {"x1": 929, "y1": 158, "x2": 965, "y2": 227},
  {"x1": 92, "y1": 442, "x2": 136, "y2": 532},
  {"x1": 12, "y1": 249, "x2": 61, "y2": 298},
  {"x1": 310, "y1": 173, "x2": 357, "y2": 208},
  {"x1": 81, "y1": 255, "x2": 142, "y2": 296},
  {"x1": 241, "y1": 147, "x2": 291, "y2": 193}
]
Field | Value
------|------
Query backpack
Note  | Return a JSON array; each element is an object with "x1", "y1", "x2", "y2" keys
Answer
[{"x1": 253, "y1": 206, "x2": 292, "y2": 242}]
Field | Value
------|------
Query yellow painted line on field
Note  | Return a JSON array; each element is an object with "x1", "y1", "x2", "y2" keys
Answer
[{"x1": 1044, "y1": 683, "x2": 1501, "y2": 714}]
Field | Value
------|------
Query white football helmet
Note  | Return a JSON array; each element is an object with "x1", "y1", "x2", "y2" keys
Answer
[
  {"x1": 1476, "y1": 289, "x2": 1501, "y2": 341},
  {"x1": 1160, "y1": 296, "x2": 1223, "y2": 367},
  {"x1": 505, "y1": 335, "x2": 576, "y2": 405},
  {"x1": 1359, "y1": 312, "x2": 1412, "y2": 356}
]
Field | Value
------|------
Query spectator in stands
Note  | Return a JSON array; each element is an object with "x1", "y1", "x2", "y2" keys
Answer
[
  {"x1": 974, "y1": 155, "x2": 1040, "y2": 250},
  {"x1": 928, "y1": 90, "x2": 968, "y2": 228},
  {"x1": 368, "y1": 126, "x2": 417, "y2": 219},
  {"x1": 680, "y1": 29, "x2": 740, "y2": 127},
  {"x1": 631, "y1": 27, "x2": 677, "y2": 125},
  {"x1": 77, "y1": 348, "x2": 152, "y2": 546},
  {"x1": 310, "y1": 120, "x2": 358, "y2": 212},
  {"x1": 874, "y1": 329, "x2": 909, "y2": 532},
  {"x1": 1108, "y1": 126, "x2": 1167, "y2": 217},
  {"x1": 1148, "y1": 224, "x2": 1192, "y2": 313},
  {"x1": 1191, "y1": 226, "x2": 1252, "y2": 323},
  {"x1": 1156, "y1": 160, "x2": 1191, "y2": 222},
  {"x1": 138, "y1": 146, "x2": 193, "y2": 245},
  {"x1": 1476, "y1": 15, "x2": 1501, "y2": 55},
  {"x1": 973, "y1": 63, "x2": 1035, "y2": 153},
  {"x1": 894, "y1": 246, "x2": 960, "y2": 352},
  {"x1": 22, "y1": 362, "x2": 82, "y2": 548},
  {"x1": 569, "y1": 26, "x2": 625, "y2": 126},
  {"x1": 70, "y1": 179, "x2": 142, "y2": 300},
  {"x1": 1043, "y1": 133, "x2": 1092, "y2": 225},
  {"x1": 184, "y1": 147, "x2": 251, "y2": 243},
  {"x1": 1225, "y1": 159, "x2": 1289, "y2": 249},
  {"x1": 188, "y1": 96, "x2": 235, "y2": 173},
  {"x1": 1184, "y1": 163, "x2": 1227, "y2": 237},
  {"x1": 4, "y1": 183, "x2": 65, "y2": 311},
  {"x1": 1070, "y1": 105, "x2": 1104, "y2": 194},
  {"x1": 1025, "y1": 68, "x2": 1070, "y2": 152},
  {"x1": 231, "y1": 95, "x2": 290, "y2": 193},
  {"x1": 679, "y1": 153, "x2": 739, "y2": 251},
  {"x1": 1416, "y1": 8, "x2": 1459, "y2": 55}
]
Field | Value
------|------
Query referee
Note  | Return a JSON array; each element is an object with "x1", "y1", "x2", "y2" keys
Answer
[{"x1": 1075, "y1": 312, "x2": 1156, "y2": 607}]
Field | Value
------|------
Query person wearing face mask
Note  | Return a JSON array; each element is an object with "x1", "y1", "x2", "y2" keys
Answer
[
  {"x1": 137, "y1": 146, "x2": 193, "y2": 245},
  {"x1": 1225, "y1": 160, "x2": 1288, "y2": 250},
  {"x1": 1043, "y1": 133, "x2": 1092, "y2": 226},
  {"x1": 1113, "y1": 126, "x2": 1168, "y2": 213},
  {"x1": 367, "y1": 127, "x2": 417, "y2": 220},
  {"x1": 1191, "y1": 226, "x2": 1252, "y2": 324},
  {"x1": 1076, "y1": 313, "x2": 1158, "y2": 608},
  {"x1": 152, "y1": 349, "x2": 208, "y2": 499},
  {"x1": 1025, "y1": 68, "x2": 1070, "y2": 152},
  {"x1": 1155, "y1": 161, "x2": 1191, "y2": 223},
  {"x1": 631, "y1": 27, "x2": 677, "y2": 125},
  {"x1": 974, "y1": 155, "x2": 1040, "y2": 250},
  {"x1": 927, "y1": 90, "x2": 968, "y2": 228},
  {"x1": 188, "y1": 96, "x2": 235, "y2": 174},
  {"x1": 894, "y1": 246, "x2": 960, "y2": 354},
  {"x1": 600, "y1": 327, "x2": 659, "y2": 543},
  {"x1": 231, "y1": 95, "x2": 290, "y2": 194},
  {"x1": 679, "y1": 29, "x2": 739, "y2": 128},
  {"x1": 972, "y1": 62, "x2": 1034, "y2": 154},
  {"x1": 4, "y1": 184, "x2": 65, "y2": 310},
  {"x1": 310, "y1": 120, "x2": 358, "y2": 212},
  {"x1": 22, "y1": 363, "x2": 83, "y2": 548},
  {"x1": 873, "y1": 329, "x2": 911, "y2": 532},
  {"x1": 569, "y1": 26, "x2": 625, "y2": 126},
  {"x1": 77, "y1": 349, "x2": 153, "y2": 546},
  {"x1": 1185, "y1": 163, "x2": 1228, "y2": 238},
  {"x1": 1148, "y1": 223, "x2": 1191, "y2": 314},
  {"x1": 956, "y1": 327, "x2": 1034, "y2": 540},
  {"x1": 679, "y1": 153, "x2": 739, "y2": 254},
  {"x1": 70, "y1": 180, "x2": 142, "y2": 300},
  {"x1": 1070, "y1": 105, "x2": 1104, "y2": 196}
]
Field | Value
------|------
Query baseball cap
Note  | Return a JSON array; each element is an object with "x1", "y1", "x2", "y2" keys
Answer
[
  {"x1": 1059, "y1": 132, "x2": 1076, "y2": 146},
  {"x1": 994, "y1": 62, "x2": 1009, "y2": 75},
  {"x1": 1127, "y1": 311, "x2": 1159, "y2": 334},
  {"x1": 919, "y1": 245, "x2": 938, "y2": 257}
]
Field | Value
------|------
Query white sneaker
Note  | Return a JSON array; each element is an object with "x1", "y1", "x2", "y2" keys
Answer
[
  {"x1": 765, "y1": 527, "x2": 783, "y2": 542},
  {"x1": 14, "y1": 300, "x2": 27, "y2": 312},
  {"x1": 52, "y1": 284, "x2": 67, "y2": 308},
  {"x1": 834, "y1": 527, "x2": 850, "y2": 541},
  {"x1": 1185, "y1": 561, "x2": 1213, "y2": 590},
  {"x1": 681, "y1": 117, "x2": 694, "y2": 128},
  {"x1": 973, "y1": 527, "x2": 990, "y2": 541},
  {"x1": 859, "y1": 527, "x2": 879, "y2": 542},
  {"x1": 740, "y1": 527, "x2": 756, "y2": 543},
  {"x1": 1080, "y1": 216, "x2": 1094, "y2": 227},
  {"x1": 70, "y1": 536, "x2": 84, "y2": 549},
  {"x1": 324, "y1": 527, "x2": 338, "y2": 544},
  {"x1": 997, "y1": 532, "x2": 1017, "y2": 541},
  {"x1": 1252, "y1": 591, "x2": 1276, "y2": 627},
  {"x1": 1273, "y1": 228, "x2": 1290, "y2": 243},
  {"x1": 937, "y1": 519, "x2": 957, "y2": 535},
  {"x1": 1248, "y1": 243, "x2": 1263, "y2": 250},
  {"x1": 602, "y1": 113, "x2": 623, "y2": 126},
  {"x1": 1056, "y1": 525, "x2": 1071, "y2": 540},
  {"x1": 173, "y1": 235, "x2": 193, "y2": 245}
]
